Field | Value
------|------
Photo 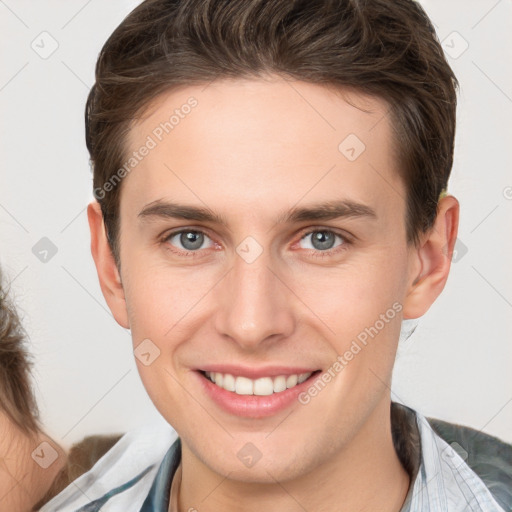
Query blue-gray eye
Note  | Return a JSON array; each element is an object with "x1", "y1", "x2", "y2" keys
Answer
[
  {"x1": 168, "y1": 230, "x2": 211, "y2": 251},
  {"x1": 299, "y1": 230, "x2": 344, "y2": 251}
]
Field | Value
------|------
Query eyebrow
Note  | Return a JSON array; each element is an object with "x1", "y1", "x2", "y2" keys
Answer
[{"x1": 138, "y1": 199, "x2": 377, "y2": 225}]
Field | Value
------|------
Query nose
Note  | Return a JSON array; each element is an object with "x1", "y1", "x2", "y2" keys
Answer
[{"x1": 213, "y1": 249, "x2": 296, "y2": 351}]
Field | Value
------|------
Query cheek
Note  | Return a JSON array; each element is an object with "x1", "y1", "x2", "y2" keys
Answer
[
  {"x1": 291, "y1": 253, "x2": 407, "y2": 333},
  {"x1": 123, "y1": 260, "x2": 199, "y2": 333},
  {"x1": 122, "y1": 268, "x2": 198, "y2": 414},
  {"x1": 123, "y1": 234, "x2": 408, "y2": 344}
]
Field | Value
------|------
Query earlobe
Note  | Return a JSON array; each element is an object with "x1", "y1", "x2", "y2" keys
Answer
[
  {"x1": 403, "y1": 196, "x2": 460, "y2": 319},
  {"x1": 87, "y1": 201, "x2": 130, "y2": 328}
]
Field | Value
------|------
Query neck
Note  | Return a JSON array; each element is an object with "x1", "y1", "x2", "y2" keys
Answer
[
  {"x1": 177, "y1": 400, "x2": 410, "y2": 512},
  {"x1": 0, "y1": 415, "x2": 66, "y2": 511}
]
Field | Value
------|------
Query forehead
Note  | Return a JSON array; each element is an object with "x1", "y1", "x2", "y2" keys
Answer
[{"x1": 122, "y1": 77, "x2": 403, "y2": 224}]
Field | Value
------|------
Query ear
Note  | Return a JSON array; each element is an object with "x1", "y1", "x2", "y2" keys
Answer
[
  {"x1": 87, "y1": 201, "x2": 130, "y2": 328},
  {"x1": 402, "y1": 195, "x2": 460, "y2": 319}
]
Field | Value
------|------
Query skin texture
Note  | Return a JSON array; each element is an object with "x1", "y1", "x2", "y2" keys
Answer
[
  {"x1": 88, "y1": 77, "x2": 459, "y2": 512},
  {"x1": 0, "y1": 413, "x2": 66, "y2": 511}
]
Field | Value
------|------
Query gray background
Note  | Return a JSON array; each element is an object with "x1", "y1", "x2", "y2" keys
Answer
[{"x1": 0, "y1": 0, "x2": 511, "y2": 448}]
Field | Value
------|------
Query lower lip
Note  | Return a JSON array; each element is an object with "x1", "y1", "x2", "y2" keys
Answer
[{"x1": 195, "y1": 370, "x2": 320, "y2": 418}]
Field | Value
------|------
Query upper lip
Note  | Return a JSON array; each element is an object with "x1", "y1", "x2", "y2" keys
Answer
[{"x1": 198, "y1": 365, "x2": 320, "y2": 379}]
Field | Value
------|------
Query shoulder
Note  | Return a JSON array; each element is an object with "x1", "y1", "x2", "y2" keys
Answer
[
  {"x1": 35, "y1": 433, "x2": 123, "y2": 507},
  {"x1": 38, "y1": 417, "x2": 178, "y2": 512},
  {"x1": 427, "y1": 416, "x2": 512, "y2": 512}
]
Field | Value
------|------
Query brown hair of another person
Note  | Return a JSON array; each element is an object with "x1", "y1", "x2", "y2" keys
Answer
[{"x1": 0, "y1": 277, "x2": 39, "y2": 434}]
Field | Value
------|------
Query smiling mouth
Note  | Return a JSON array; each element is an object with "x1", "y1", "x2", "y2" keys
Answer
[{"x1": 200, "y1": 370, "x2": 321, "y2": 396}]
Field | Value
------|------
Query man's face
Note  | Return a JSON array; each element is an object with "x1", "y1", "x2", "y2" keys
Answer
[{"x1": 116, "y1": 78, "x2": 417, "y2": 482}]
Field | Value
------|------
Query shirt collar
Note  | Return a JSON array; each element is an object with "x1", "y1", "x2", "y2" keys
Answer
[
  {"x1": 139, "y1": 403, "x2": 504, "y2": 512},
  {"x1": 399, "y1": 408, "x2": 504, "y2": 511},
  {"x1": 140, "y1": 438, "x2": 181, "y2": 512}
]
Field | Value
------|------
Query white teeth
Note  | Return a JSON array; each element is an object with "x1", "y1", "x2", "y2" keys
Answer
[
  {"x1": 286, "y1": 374, "x2": 298, "y2": 388},
  {"x1": 223, "y1": 373, "x2": 236, "y2": 391},
  {"x1": 235, "y1": 376, "x2": 253, "y2": 395},
  {"x1": 253, "y1": 377, "x2": 274, "y2": 396},
  {"x1": 273, "y1": 375, "x2": 287, "y2": 393},
  {"x1": 204, "y1": 371, "x2": 313, "y2": 395}
]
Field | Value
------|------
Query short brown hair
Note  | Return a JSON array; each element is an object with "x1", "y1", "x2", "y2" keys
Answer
[
  {"x1": 86, "y1": 0, "x2": 458, "y2": 265},
  {"x1": 0, "y1": 275, "x2": 40, "y2": 434}
]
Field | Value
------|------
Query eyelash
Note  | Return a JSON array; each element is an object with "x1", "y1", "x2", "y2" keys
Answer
[
  {"x1": 302, "y1": 231, "x2": 349, "y2": 259},
  {"x1": 160, "y1": 228, "x2": 351, "y2": 259}
]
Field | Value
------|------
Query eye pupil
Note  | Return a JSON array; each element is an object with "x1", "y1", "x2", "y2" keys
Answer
[
  {"x1": 171, "y1": 230, "x2": 341, "y2": 254},
  {"x1": 311, "y1": 231, "x2": 335, "y2": 250},
  {"x1": 180, "y1": 231, "x2": 204, "y2": 250}
]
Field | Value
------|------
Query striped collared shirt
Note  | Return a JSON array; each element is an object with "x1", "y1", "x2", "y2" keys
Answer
[{"x1": 39, "y1": 404, "x2": 507, "y2": 511}]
